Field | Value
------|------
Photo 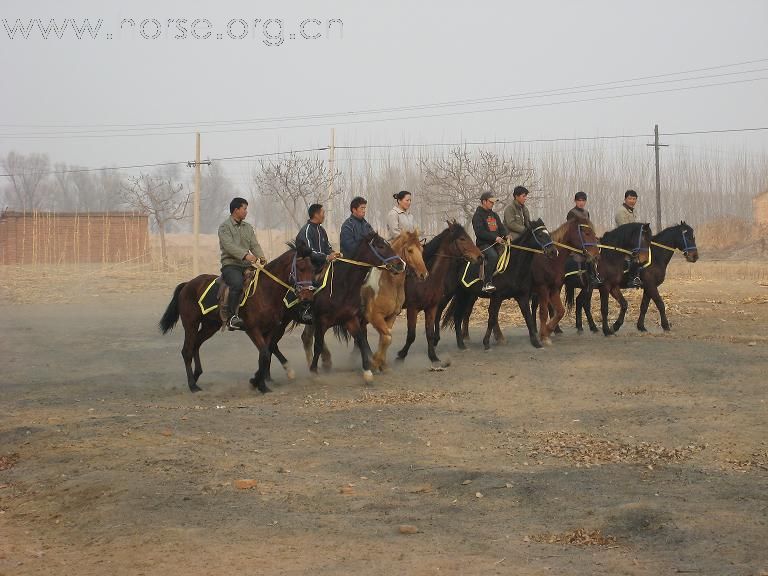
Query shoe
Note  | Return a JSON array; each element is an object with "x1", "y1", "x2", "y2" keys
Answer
[
  {"x1": 228, "y1": 315, "x2": 245, "y2": 331},
  {"x1": 481, "y1": 283, "x2": 496, "y2": 293},
  {"x1": 629, "y1": 276, "x2": 642, "y2": 288},
  {"x1": 590, "y1": 274, "x2": 603, "y2": 286}
]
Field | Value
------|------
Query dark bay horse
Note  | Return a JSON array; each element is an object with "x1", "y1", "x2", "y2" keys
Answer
[
  {"x1": 565, "y1": 222, "x2": 652, "y2": 336},
  {"x1": 158, "y1": 245, "x2": 316, "y2": 393},
  {"x1": 286, "y1": 231, "x2": 405, "y2": 384},
  {"x1": 442, "y1": 218, "x2": 558, "y2": 350},
  {"x1": 530, "y1": 218, "x2": 601, "y2": 345},
  {"x1": 569, "y1": 222, "x2": 698, "y2": 333},
  {"x1": 395, "y1": 221, "x2": 482, "y2": 369}
]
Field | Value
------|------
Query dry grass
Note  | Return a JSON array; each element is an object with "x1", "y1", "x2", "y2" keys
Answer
[{"x1": 526, "y1": 528, "x2": 617, "y2": 546}]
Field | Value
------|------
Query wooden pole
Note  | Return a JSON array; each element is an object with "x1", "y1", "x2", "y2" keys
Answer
[
  {"x1": 193, "y1": 132, "x2": 201, "y2": 276},
  {"x1": 327, "y1": 128, "x2": 335, "y2": 226},
  {"x1": 647, "y1": 124, "x2": 668, "y2": 231}
]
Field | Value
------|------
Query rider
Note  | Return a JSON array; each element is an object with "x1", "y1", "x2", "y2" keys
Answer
[
  {"x1": 614, "y1": 189, "x2": 642, "y2": 288},
  {"x1": 503, "y1": 185, "x2": 531, "y2": 237},
  {"x1": 472, "y1": 191, "x2": 508, "y2": 293},
  {"x1": 295, "y1": 203, "x2": 340, "y2": 323},
  {"x1": 218, "y1": 197, "x2": 266, "y2": 330},
  {"x1": 386, "y1": 190, "x2": 416, "y2": 241},
  {"x1": 340, "y1": 196, "x2": 375, "y2": 257},
  {"x1": 566, "y1": 191, "x2": 601, "y2": 285}
]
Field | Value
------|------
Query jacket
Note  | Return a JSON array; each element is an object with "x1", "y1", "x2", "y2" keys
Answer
[
  {"x1": 340, "y1": 215, "x2": 375, "y2": 256},
  {"x1": 385, "y1": 206, "x2": 416, "y2": 240},
  {"x1": 472, "y1": 206, "x2": 507, "y2": 247},
  {"x1": 296, "y1": 221, "x2": 334, "y2": 268},
  {"x1": 614, "y1": 204, "x2": 636, "y2": 227},
  {"x1": 566, "y1": 206, "x2": 590, "y2": 222},
  {"x1": 503, "y1": 200, "x2": 531, "y2": 236},
  {"x1": 218, "y1": 216, "x2": 265, "y2": 269}
]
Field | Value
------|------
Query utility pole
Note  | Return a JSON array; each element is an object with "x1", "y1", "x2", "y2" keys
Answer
[
  {"x1": 326, "y1": 127, "x2": 335, "y2": 227},
  {"x1": 647, "y1": 124, "x2": 668, "y2": 231},
  {"x1": 187, "y1": 132, "x2": 211, "y2": 276}
]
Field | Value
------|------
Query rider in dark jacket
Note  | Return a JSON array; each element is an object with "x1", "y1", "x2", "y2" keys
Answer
[
  {"x1": 340, "y1": 196, "x2": 375, "y2": 256},
  {"x1": 472, "y1": 191, "x2": 508, "y2": 292},
  {"x1": 295, "y1": 203, "x2": 339, "y2": 322}
]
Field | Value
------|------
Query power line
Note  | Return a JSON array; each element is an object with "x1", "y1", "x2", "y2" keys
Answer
[
  {"x1": 1, "y1": 127, "x2": 766, "y2": 178},
  {"x1": 2, "y1": 76, "x2": 767, "y2": 139},
  {"x1": 2, "y1": 57, "x2": 767, "y2": 131}
]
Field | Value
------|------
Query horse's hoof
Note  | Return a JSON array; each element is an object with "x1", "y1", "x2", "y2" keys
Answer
[
  {"x1": 285, "y1": 367, "x2": 296, "y2": 380},
  {"x1": 249, "y1": 377, "x2": 257, "y2": 386},
  {"x1": 637, "y1": 325, "x2": 647, "y2": 332},
  {"x1": 612, "y1": 323, "x2": 622, "y2": 333},
  {"x1": 603, "y1": 329, "x2": 614, "y2": 336},
  {"x1": 532, "y1": 340, "x2": 543, "y2": 349},
  {"x1": 542, "y1": 337, "x2": 553, "y2": 346},
  {"x1": 430, "y1": 361, "x2": 446, "y2": 372},
  {"x1": 258, "y1": 384, "x2": 273, "y2": 394},
  {"x1": 590, "y1": 327, "x2": 599, "y2": 333},
  {"x1": 396, "y1": 353, "x2": 406, "y2": 361},
  {"x1": 189, "y1": 383, "x2": 202, "y2": 393},
  {"x1": 362, "y1": 370, "x2": 374, "y2": 384},
  {"x1": 440, "y1": 357, "x2": 451, "y2": 368},
  {"x1": 662, "y1": 325, "x2": 671, "y2": 332}
]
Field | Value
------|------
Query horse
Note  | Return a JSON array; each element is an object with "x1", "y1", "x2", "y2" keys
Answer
[
  {"x1": 395, "y1": 221, "x2": 482, "y2": 369},
  {"x1": 565, "y1": 222, "x2": 653, "y2": 336},
  {"x1": 361, "y1": 230, "x2": 429, "y2": 372},
  {"x1": 287, "y1": 231, "x2": 406, "y2": 384},
  {"x1": 529, "y1": 217, "x2": 601, "y2": 345},
  {"x1": 442, "y1": 218, "x2": 558, "y2": 350},
  {"x1": 158, "y1": 244, "x2": 316, "y2": 393},
  {"x1": 569, "y1": 221, "x2": 698, "y2": 333}
]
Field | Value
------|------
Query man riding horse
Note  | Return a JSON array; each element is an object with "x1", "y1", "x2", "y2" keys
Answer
[
  {"x1": 472, "y1": 191, "x2": 509, "y2": 293},
  {"x1": 295, "y1": 203, "x2": 340, "y2": 323},
  {"x1": 615, "y1": 189, "x2": 642, "y2": 288},
  {"x1": 218, "y1": 197, "x2": 266, "y2": 330}
]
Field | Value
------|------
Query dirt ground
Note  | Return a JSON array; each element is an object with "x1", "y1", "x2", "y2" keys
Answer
[{"x1": 1, "y1": 259, "x2": 767, "y2": 576}]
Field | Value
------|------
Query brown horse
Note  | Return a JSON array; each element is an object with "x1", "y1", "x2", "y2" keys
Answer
[
  {"x1": 158, "y1": 244, "x2": 316, "y2": 393},
  {"x1": 361, "y1": 230, "x2": 429, "y2": 372},
  {"x1": 531, "y1": 218, "x2": 600, "y2": 345},
  {"x1": 396, "y1": 221, "x2": 482, "y2": 369},
  {"x1": 565, "y1": 222, "x2": 653, "y2": 336},
  {"x1": 299, "y1": 231, "x2": 405, "y2": 384}
]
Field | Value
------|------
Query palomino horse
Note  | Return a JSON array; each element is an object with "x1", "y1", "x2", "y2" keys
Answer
[
  {"x1": 396, "y1": 221, "x2": 482, "y2": 369},
  {"x1": 158, "y1": 244, "x2": 316, "y2": 393},
  {"x1": 530, "y1": 217, "x2": 601, "y2": 345},
  {"x1": 565, "y1": 222, "x2": 653, "y2": 336},
  {"x1": 569, "y1": 221, "x2": 698, "y2": 333},
  {"x1": 442, "y1": 219, "x2": 558, "y2": 350},
  {"x1": 361, "y1": 230, "x2": 429, "y2": 372}
]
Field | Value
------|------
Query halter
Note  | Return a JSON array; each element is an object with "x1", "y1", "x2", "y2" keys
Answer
[
  {"x1": 531, "y1": 224, "x2": 555, "y2": 252},
  {"x1": 289, "y1": 253, "x2": 316, "y2": 292},
  {"x1": 367, "y1": 237, "x2": 407, "y2": 269},
  {"x1": 554, "y1": 223, "x2": 597, "y2": 255},
  {"x1": 651, "y1": 228, "x2": 697, "y2": 255}
]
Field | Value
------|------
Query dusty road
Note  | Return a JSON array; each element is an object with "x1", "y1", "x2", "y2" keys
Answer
[{"x1": 1, "y1": 265, "x2": 767, "y2": 575}]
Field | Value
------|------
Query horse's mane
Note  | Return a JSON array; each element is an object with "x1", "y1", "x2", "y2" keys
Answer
[
  {"x1": 389, "y1": 230, "x2": 420, "y2": 257},
  {"x1": 550, "y1": 217, "x2": 591, "y2": 244},
  {"x1": 602, "y1": 222, "x2": 642, "y2": 246},
  {"x1": 511, "y1": 218, "x2": 544, "y2": 244},
  {"x1": 652, "y1": 221, "x2": 689, "y2": 241},
  {"x1": 423, "y1": 222, "x2": 465, "y2": 260}
]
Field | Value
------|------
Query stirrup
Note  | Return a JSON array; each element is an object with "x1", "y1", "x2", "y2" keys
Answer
[
  {"x1": 482, "y1": 283, "x2": 496, "y2": 293},
  {"x1": 228, "y1": 315, "x2": 245, "y2": 331}
]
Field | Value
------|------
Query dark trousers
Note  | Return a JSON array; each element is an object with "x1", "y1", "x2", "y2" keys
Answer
[
  {"x1": 222, "y1": 265, "x2": 245, "y2": 315},
  {"x1": 480, "y1": 245, "x2": 499, "y2": 281}
]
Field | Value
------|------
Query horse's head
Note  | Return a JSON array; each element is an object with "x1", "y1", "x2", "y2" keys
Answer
[
  {"x1": 391, "y1": 230, "x2": 428, "y2": 281},
  {"x1": 447, "y1": 220, "x2": 482, "y2": 263},
  {"x1": 560, "y1": 217, "x2": 600, "y2": 263},
  {"x1": 291, "y1": 243, "x2": 317, "y2": 301},
  {"x1": 679, "y1": 221, "x2": 699, "y2": 263},
  {"x1": 528, "y1": 218, "x2": 558, "y2": 258},
  {"x1": 360, "y1": 232, "x2": 406, "y2": 274}
]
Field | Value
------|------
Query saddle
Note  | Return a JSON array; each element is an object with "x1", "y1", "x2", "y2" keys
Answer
[{"x1": 197, "y1": 267, "x2": 257, "y2": 321}]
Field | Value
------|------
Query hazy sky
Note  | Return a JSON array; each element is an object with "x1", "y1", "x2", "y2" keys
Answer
[{"x1": 1, "y1": 0, "x2": 767, "y2": 183}]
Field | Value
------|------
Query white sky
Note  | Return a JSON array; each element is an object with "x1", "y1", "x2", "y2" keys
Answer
[{"x1": 1, "y1": 0, "x2": 767, "y2": 181}]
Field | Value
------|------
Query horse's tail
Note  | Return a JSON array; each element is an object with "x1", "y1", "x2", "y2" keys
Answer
[
  {"x1": 159, "y1": 282, "x2": 187, "y2": 334},
  {"x1": 441, "y1": 297, "x2": 457, "y2": 330},
  {"x1": 332, "y1": 324, "x2": 352, "y2": 343},
  {"x1": 565, "y1": 282, "x2": 575, "y2": 314}
]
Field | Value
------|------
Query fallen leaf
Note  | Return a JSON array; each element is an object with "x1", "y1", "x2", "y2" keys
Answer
[
  {"x1": 233, "y1": 479, "x2": 258, "y2": 490},
  {"x1": 399, "y1": 524, "x2": 419, "y2": 534}
]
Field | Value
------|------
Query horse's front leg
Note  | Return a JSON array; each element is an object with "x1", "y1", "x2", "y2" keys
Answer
[
  {"x1": 611, "y1": 285, "x2": 629, "y2": 333},
  {"x1": 546, "y1": 288, "x2": 566, "y2": 339},
  {"x1": 346, "y1": 316, "x2": 373, "y2": 383},
  {"x1": 367, "y1": 308, "x2": 391, "y2": 372},
  {"x1": 270, "y1": 321, "x2": 295, "y2": 381},
  {"x1": 582, "y1": 287, "x2": 599, "y2": 333},
  {"x1": 516, "y1": 293, "x2": 542, "y2": 348},
  {"x1": 537, "y1": 288, "x2": 551, "y2": 345},
  {"x1": 310, "y1": 321, "x2": 329, "y2": 375},
  {"x1": 637, "y1": 290, "x2": 652, "y2": 332},
  {"x1": 301, "y1": 324, "x2": 314, "y2": 367},
  {"x1": 397, "y1": 306, "x2": 418, "y2": 361},
  {"x1": 598, "y1": 285, "x2": 614, "y2": 336},
  {"x1": 483, "y1": 296, "x2": 503, "y2": 350},
  {"x1": 424, "y1": 306, "x2": 448, "y2": 368},
  {"x1": 646, "y1": 284, "x2": 670, "y2": 331},
  {"x1": 245, "y1": 328, "x2": 272, "y2": 394}
]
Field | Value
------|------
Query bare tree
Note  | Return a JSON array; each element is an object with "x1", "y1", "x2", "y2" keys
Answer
[
  {"x1": 121, "y1": 171, "x2": 189, "y2": 266},
  {"x1": 420, "y1": 147, "x2": 536, "y2": 224},
  {"x1": 252, "y1": 153, "x2": 342, "y2": 228},
  {"x1": 1, "y1": 152, "x2": 52, "y2": 210},
  {"x1": 199, "y1": 163, "x2": 233, "y2": 233}
]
